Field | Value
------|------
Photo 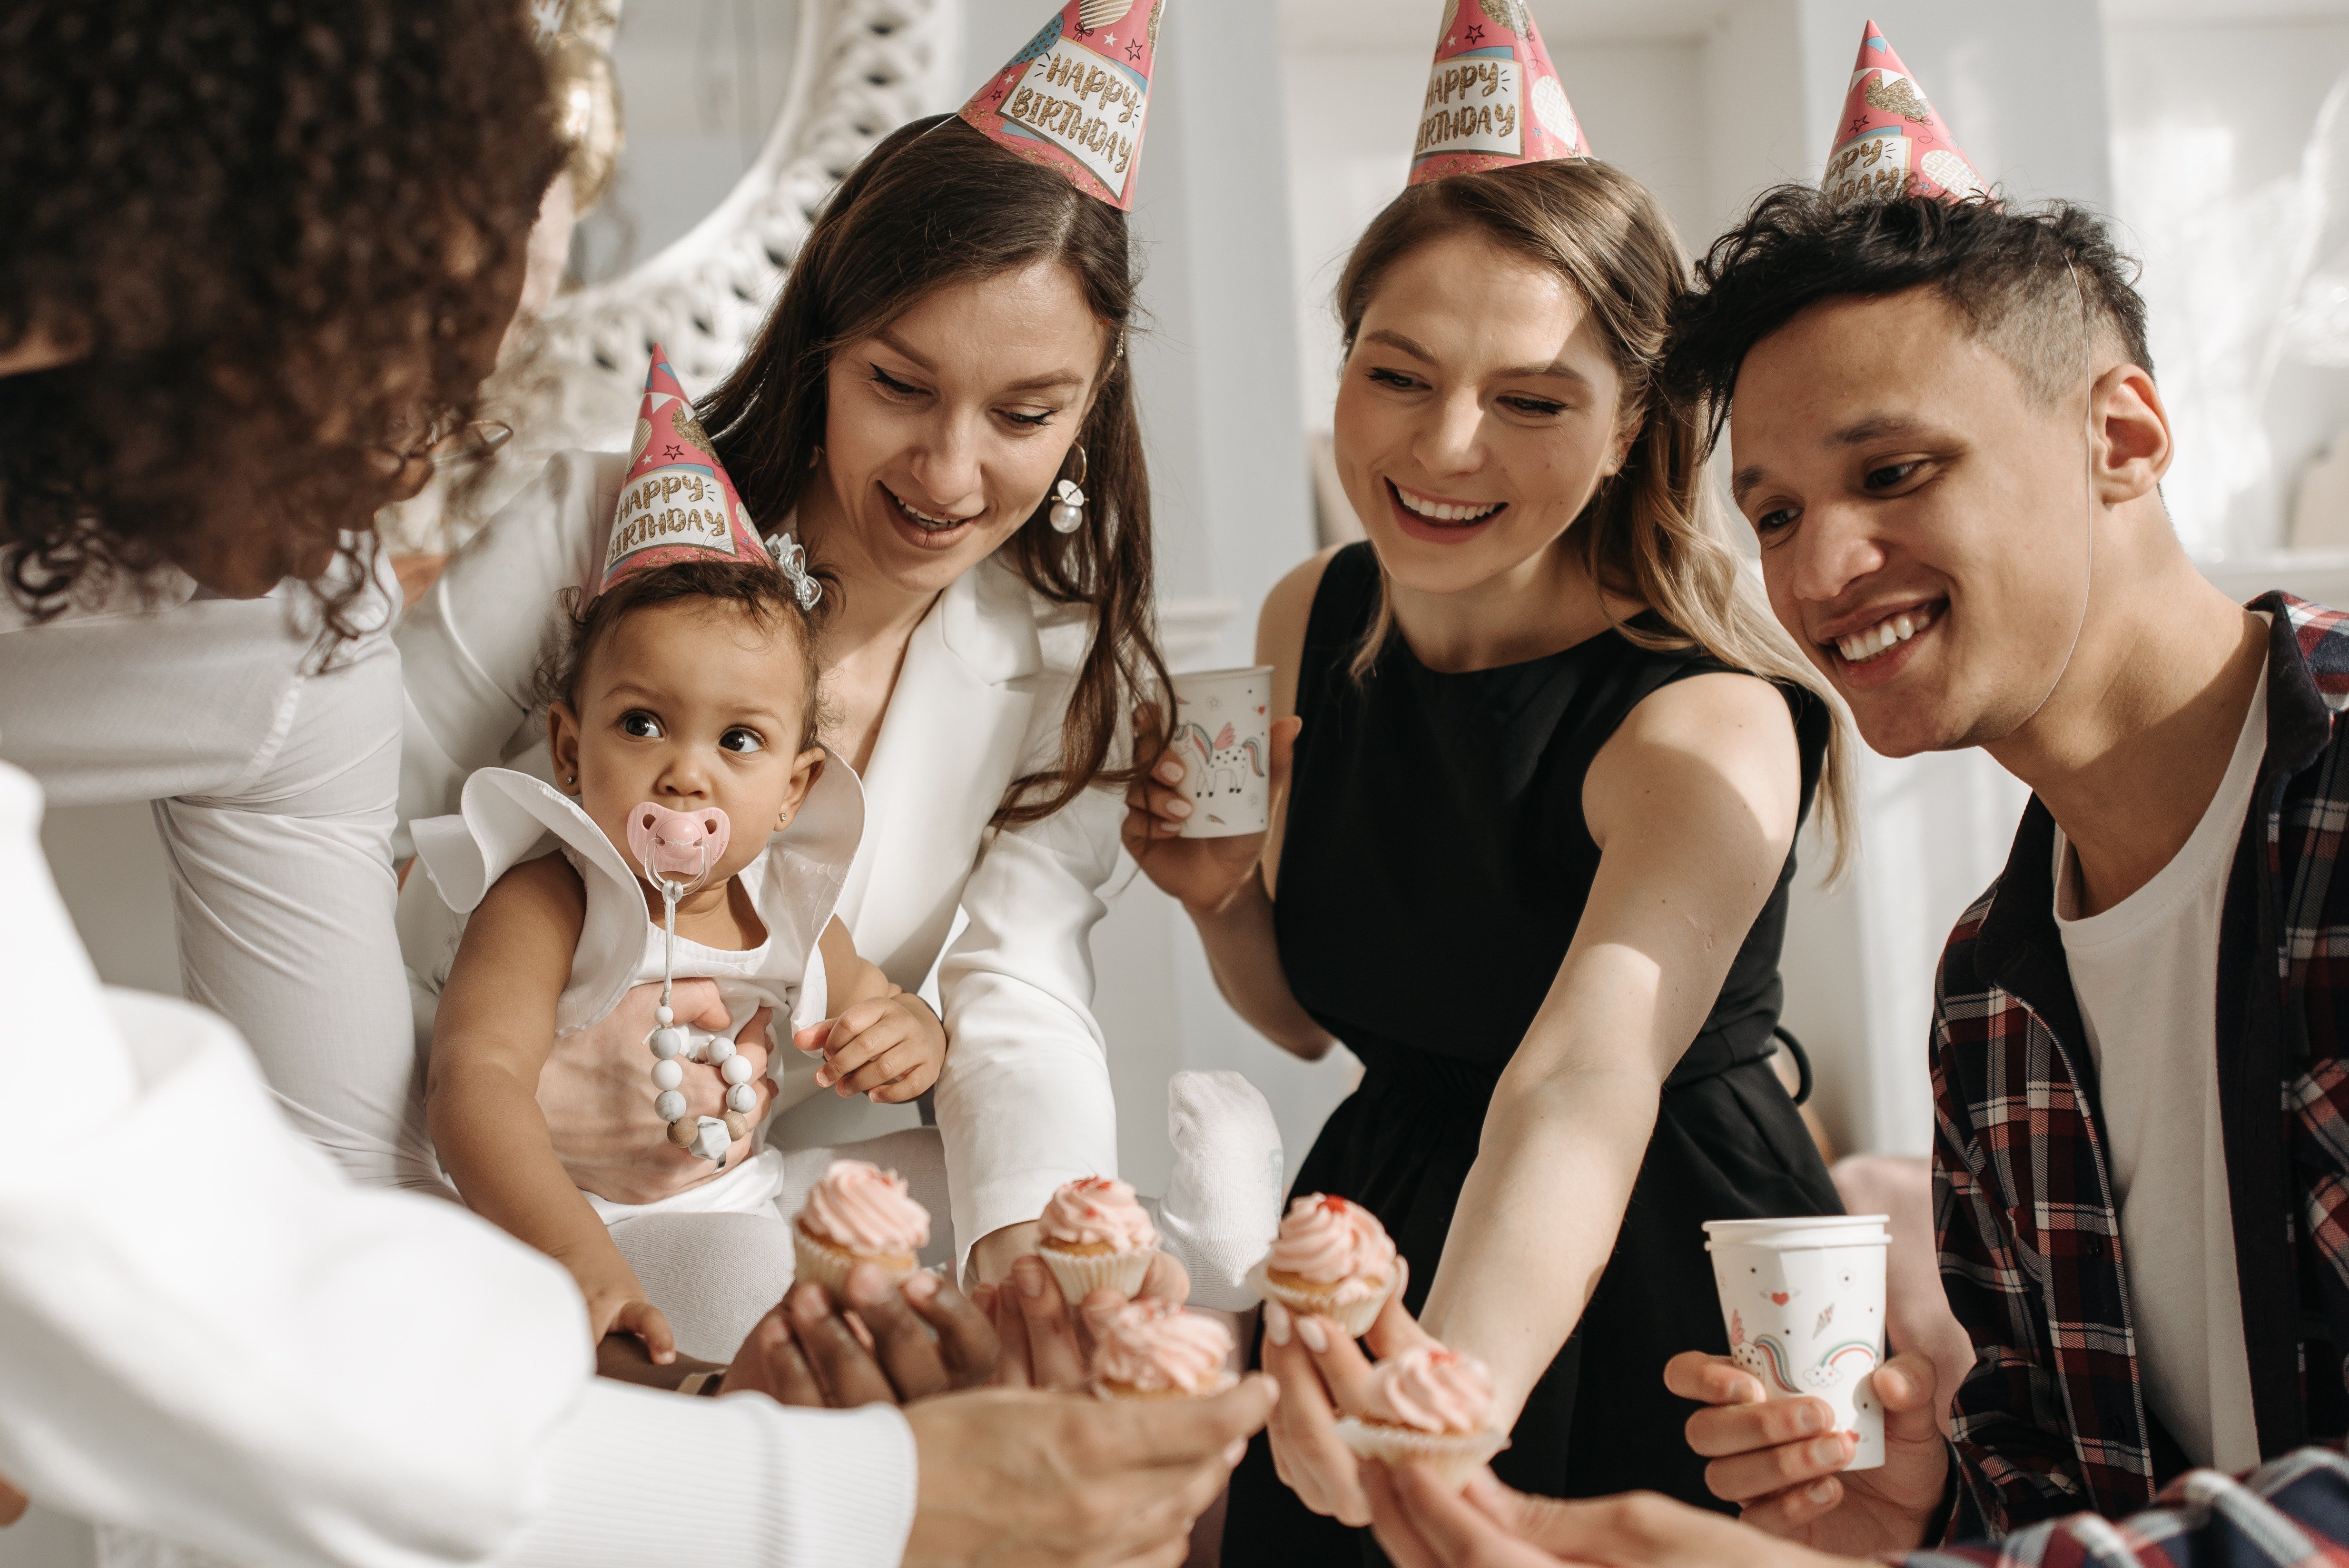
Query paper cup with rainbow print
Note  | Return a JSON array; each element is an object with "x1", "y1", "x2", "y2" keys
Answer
[
  {"x1": 1166, "y1": 666, "x2": 1273, "y2": 839},
  {"x1": 1702, "y1": 1215, "x2": 1892, "y2": 1470}
]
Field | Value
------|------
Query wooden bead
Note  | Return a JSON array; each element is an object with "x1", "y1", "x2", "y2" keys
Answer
[
  {"x1": 666, "y1": 1116, "x2": 698, "y2": 1147},
  {"x1": 723, "y1": 1111, "x2": 750, "y2": 1141}
]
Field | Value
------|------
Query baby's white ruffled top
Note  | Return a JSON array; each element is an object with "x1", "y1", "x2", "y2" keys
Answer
[{"x1": 405, "y1": 756, "x2": 865, "y2": 1220}]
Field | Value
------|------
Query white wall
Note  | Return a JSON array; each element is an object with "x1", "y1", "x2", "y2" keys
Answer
[{"x1": 2106, "y1": 16, "x2": 2349, "y2": 557}]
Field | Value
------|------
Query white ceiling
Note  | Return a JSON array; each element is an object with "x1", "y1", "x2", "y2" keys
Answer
[{"x1": 1280, "y1": 0, "x2": 2349, "y2": 52}]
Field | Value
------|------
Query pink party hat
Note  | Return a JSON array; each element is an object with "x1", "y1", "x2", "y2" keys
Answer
[
  {"x1": 1410, "y1": 0, "x2": 1590, "y2": 186},
  {"x1": 596, "y1": 345, "x2": 767, "y2": 597},
  {"x1": 1824, "y1": 21, "x2": 1986, "y2": 204},
  {"x1": 958, "y1": 0, "x2": 1165, "y2": 210}
]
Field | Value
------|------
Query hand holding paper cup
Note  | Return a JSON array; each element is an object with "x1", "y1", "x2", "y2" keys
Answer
[
  {"x1": 1703, "y1": 1214, "x2": 1892, "y2": 1469},
  {"x1": 1165, "y1": 665, "x2": 1273, "y2": 839}
]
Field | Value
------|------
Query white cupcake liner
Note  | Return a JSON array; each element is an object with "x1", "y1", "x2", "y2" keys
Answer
[
  {"x1": 791, "y1": 1224, "x2": 917, "y2": 1296},
  {"x1": 1037, "y1": 1242, "x2": 1156, "y2": 1301},
  {"x1": 1248, "y1": 1260, "x2": 1394, "y2": 1339},
  {"x1": 1333, "y1": 1417, "x2": 1510, "y2": 1489}
]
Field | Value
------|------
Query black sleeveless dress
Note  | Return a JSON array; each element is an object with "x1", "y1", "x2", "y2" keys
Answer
[{"x1": 1221, "y1": 544, "x2": 1841, "y2": 1565}]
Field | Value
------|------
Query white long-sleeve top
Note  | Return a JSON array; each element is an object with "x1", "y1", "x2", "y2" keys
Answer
[
  {"x1": 0, "y1": 564, "x2": 440, "y2": 1192},
  {"x1": 0, "y1": 759, "x2": 917, "y2": 1568},
  {"x1": 398, "y1": 450, "x2": 1125, "y2": 1260}
]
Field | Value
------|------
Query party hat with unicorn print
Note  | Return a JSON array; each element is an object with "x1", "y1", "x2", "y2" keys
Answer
[
  {"x1": 1823, "y1": 20, "x2": 1987, "y2": 205},
  {"x1": 1410, "y1": 0, "x2": 1590, "y2": 186},
  {"x1": 958, "y1": 0, "x2": 1167, "y2": 210}
]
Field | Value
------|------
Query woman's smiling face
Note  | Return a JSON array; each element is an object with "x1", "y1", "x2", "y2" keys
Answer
[
  {"x1": 1333, "y1": 231, "x2": 1630, "y2": 599},
  {"x1": 809, "y1": 257, "x2": 1109, "y2": 596}
]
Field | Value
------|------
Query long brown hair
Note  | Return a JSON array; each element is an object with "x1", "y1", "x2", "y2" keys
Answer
[
  {"x1": 1335, "y1": 159, "x2": 1853, "y2": 869},
  {"x1": 700, "y1": 115, "x2": 1164, "y2": 828}
]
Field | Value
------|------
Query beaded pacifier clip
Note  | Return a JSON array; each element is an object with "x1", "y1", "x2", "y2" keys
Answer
[{"x1": 627, "y1": 802, "x2": 757, "y2": 1165}]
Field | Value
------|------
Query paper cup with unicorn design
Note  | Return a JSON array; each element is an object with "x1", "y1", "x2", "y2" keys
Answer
[
  {"x1": 1167, "y1": 665, "x2": 1273, "y2": 838},
  {"x1": 1703, "y1": 1215, "x2": 1892, "y2": 1470}
]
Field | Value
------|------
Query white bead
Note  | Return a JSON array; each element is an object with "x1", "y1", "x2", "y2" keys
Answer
[
  {"x1": 651, "y1": 1059, "x2": 684, "y2": 1091},
  {"x1": 690, "y1": 1120, "x2": 731, "y2": 1161},
  {"x1": 654, "y1": 1005, "x2": 674, "y2": 1026},
  {"x1": 1049, "y1": 500, "x2": 1082, "y2": 534},
  {"x1": 653, "y1": 1090, "x2": 687, "y2": 1123},
  {"x1": 725, "y1": 1083, "x2": 757, "y2": 1114},
  {"x1": 706, "y1": 1034, "x2": 737, "y2": 1065},
  {"x1": 721, "y1": 1053, "x2": 755, "y2": 1085},
  {"x1": 650, "y1": 1027, "x2": 685, "y2": 1061}
]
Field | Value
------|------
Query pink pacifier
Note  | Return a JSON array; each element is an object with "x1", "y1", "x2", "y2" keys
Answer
[{"x1": 627, "y1": 801, "x2": 730, "y2": 890}]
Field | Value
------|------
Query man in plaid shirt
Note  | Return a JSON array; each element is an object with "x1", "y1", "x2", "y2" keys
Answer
[{"x1": 1632, "y1": 181, "x2": 2349, "y2": 1559}]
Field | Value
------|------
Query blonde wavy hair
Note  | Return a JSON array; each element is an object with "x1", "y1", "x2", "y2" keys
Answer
[{"x1": 1335, "y1": 158, "x2": 1852, "y2": 874}]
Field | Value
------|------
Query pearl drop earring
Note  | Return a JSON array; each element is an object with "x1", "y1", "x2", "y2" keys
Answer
[{"x1": 1049, "y1": 444, "x2": 1088, "y2": 534}]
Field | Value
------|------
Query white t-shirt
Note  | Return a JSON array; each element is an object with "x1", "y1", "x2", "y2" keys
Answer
[{"x1": 2053, "y1": 661, "x2": 2267, "y2": 1472}]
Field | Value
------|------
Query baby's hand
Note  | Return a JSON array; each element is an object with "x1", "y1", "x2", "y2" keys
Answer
[
  {"x1": 568, "y1": 1251, "x2": 677, "y2": 1363},
  {"x1": 602, "y1": 1298, "x2": 677, "y2": 1365},
  {"x1": 795, "y1": 988, "x2": 947, "y2": 1104}
]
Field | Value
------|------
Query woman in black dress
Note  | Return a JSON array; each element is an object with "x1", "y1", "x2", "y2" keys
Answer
[{"x1": 1124, "y1": 158, "x2": 1852, "y2": 1560}]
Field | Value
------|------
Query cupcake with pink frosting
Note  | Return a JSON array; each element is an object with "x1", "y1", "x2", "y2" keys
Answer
[
  {"x1": 1334, "y1": 1342, "x2": 1510, "y2": 1487},
  {"x1": 1252, "y1": 1193, "x2": 1398, "y2": 1337},
  {"x1": 1035, "y1": 1175, "x2": 1160, "y2": 1299},
  {"x1": 1091, "y1": 1300, "x2": 1237, "y2": 1401},
  {"x1": 791, "y1": 1158, "x2": 930, "y2": 1293}
]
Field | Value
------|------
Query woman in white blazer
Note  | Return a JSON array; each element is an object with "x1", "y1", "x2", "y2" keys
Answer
[{"x1": 400, "y1": 114, "x2": 1166, "y2": 1286}]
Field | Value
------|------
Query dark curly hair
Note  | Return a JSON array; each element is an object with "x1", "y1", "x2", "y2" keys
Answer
[
  {"x1": 1663, "y1": 187, "x2": 2152, "y2": 454},
  {"x1": 534, "y1": 557, "x2": 829, "y2": 752},
  {"x1": 0, "y1": 0, "x2": 563, "y2": 633}
]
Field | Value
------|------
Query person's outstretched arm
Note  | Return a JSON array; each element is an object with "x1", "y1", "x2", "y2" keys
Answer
[
  {"x1": 1423, "y1": 671, "x2": 1802, "y2": 1424},
  {"x1": 1361, "y1": 1448, "x2": 2349, "y2": 1568},
  {"x1": 429, "y1": 852, "x2": 674, "y2": 1361}
]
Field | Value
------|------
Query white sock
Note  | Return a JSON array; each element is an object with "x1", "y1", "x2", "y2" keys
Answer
[{"x1": 1146, "y1": 1070, "x2": 1284, "y2": 1311}]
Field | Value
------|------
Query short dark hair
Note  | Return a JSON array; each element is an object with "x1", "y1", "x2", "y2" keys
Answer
[
  {"x1": 1662, "y1": 188, "x2": 2153, "y2": 453},
  {"x1": 535, "y1": 558, "x2": 828, "y2": 751}
]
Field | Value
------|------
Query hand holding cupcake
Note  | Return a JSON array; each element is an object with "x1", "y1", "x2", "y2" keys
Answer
[
  {"x1": 1334, "y1": 1341, "x2": 1509, "y2": 1488},
  {"x1": 791, "y1": 1158, "x2": 930, "y2": 1293},
  {"x1": 1036, "y1": 1175, "x2": 1160, "y2": 1299},
  {"x1": 1254, "y1": 1193, "x2": 1398, "y2": 1337},
  {"x1": 1092, "y1": 1300, "x2": 1237, "y2": 1400}
]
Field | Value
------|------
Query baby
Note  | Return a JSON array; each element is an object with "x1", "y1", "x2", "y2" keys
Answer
[{"x1": 420, "y1": 546, "x2": 944, "y2": 1361}]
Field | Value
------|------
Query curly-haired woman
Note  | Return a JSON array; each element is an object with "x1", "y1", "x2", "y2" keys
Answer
[{"x1": 0, "y1": 0, "x2": 563, "y2": 1191}]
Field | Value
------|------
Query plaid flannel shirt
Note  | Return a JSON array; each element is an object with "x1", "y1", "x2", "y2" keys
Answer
[
  {"x1": 1932, "y1": 594, "x2": 2349, "y2": 1539},
  {"x1": 1909, "y1": 1447, "x2": 2349, "y2": 1568}
]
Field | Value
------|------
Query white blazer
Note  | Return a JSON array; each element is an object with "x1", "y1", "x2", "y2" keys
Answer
[{"x1": 396, "y1": 449, "x2": 1124, "y2": 1260}]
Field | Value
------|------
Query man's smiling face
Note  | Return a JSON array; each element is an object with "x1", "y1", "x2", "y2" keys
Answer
[{"x1": 1728, "y1": 285, "x2": 2093, "y2": 758}]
